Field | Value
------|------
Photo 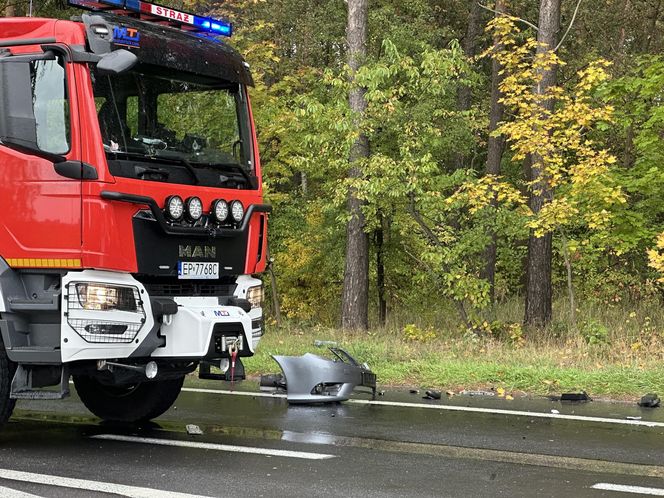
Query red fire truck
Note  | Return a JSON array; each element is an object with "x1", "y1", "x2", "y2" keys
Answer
[{"x1": 0, "y1": 0, "x2": 269, "y2": 424}]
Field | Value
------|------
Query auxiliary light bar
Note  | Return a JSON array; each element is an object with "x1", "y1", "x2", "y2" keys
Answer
[{"x1": 68, "y1": 0, "x2": 232, "y2": 37}]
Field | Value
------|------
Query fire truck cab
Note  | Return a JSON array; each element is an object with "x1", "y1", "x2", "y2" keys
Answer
[{"x1": 0, "y1": 0, "x2": 269, "y2": 424}]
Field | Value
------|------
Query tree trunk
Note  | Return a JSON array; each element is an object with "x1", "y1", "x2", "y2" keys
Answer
[
  {"x1": 5, "y1": 4, "x2": 15, "y2": 16},
  {"x1": 524, "y1": 0, "x2": 560, "y2": 329},
  {"x1": 482, "y1": 0, "x2": 508, "y2": 304},
  {"x1": 560, "y1": 230, "x2": 576, "y2": 330},
  {"x1": 375, "y1": 214, "x2": 387, "y2": 327},
  {"x1": 454, "y1": 0, "x2": 483, "y2": 170},
  {"x1": 341, "y1": 0, "x2": 369, "y2": 330}
]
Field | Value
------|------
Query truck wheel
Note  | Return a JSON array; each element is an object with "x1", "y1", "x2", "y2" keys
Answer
[
  {"x1": 73, "y1": 375, "x2": 184, "y2": 423},
  {"x1": 0, "y1": 337, "x2": 17, "y2": 427}
]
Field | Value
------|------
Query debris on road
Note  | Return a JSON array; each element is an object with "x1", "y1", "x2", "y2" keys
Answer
[
  {"x1": 446, "y1": 390, "x2": 455, "y2": 397},
  {"x1": 460, "y1": 390, "x2": 495, "y2": 397},
  {"x1": 423, "y1": 390, "x2": 441, "y2": 400},
  {"x1": 560, "y1": 391, "x2": 592, "y2": 403},
  {"x1": 186, "y1": 424, "x2": 203, "y2": 435},
  {"x1": 551, "y1": 409, "x2": 560, "y2": 414},
  {"x1": 638, "y1": 393, "x2": 660, "y2": 408},
  {"x1": 626, "y1": 416, "x2": 642, "y2": 420},
  {"x1": 265, "y1": 347, "x2": 377, "y2": 404},
  {"x1": 409, "y1": 389, "x2": 419, "y2": 394}
]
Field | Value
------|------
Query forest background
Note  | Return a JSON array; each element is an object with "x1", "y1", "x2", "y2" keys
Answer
[{"x1": 3, "y1": 0, "x2": 664, "y2": 396}]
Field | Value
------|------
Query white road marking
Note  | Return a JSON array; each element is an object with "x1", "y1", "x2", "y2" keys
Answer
[
  {"x1": 0, "y1": 468, "x2": 210, "y2": 498},
  {"x1": 91, "y1": 434, "x2": 336, "y2": 460},
  {"x1": 181, "y1": 388, "x2": 664, "y2": 428},
  {"x1": 0, "y1": 485, "x2": 42, "y2": 498},
  {"x1": 591, "y1": 483, "x2": 664, "y2": 495}
]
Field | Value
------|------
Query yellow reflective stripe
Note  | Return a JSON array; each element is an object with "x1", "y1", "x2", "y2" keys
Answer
[{"x1": 6, "y1": 258, "x2": 82, "y2": 268}]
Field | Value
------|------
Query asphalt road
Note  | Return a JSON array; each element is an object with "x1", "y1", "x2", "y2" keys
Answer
[{"x1": 0, "y1": 381, "x2": 663, "y2": 497}]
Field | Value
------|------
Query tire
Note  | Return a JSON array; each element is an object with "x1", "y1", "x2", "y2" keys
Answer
[
  {"x1": 0, "y1": 336, "x2": 16, "y2": 427},
  {"x1": 73, "y1": 375, "x2": 184, "y2": 423}
]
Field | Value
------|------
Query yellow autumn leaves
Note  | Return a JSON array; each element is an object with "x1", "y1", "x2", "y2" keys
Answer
[
  {"x1": 647, "y1": 233, "x2": 664, "y2": 283},
  {"x1": 479, "y1": 16, "x2": 625, "y2": 239}
]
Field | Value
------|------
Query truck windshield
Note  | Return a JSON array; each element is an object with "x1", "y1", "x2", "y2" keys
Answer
[{"x1": 91, "y1": 66, "x2": 253, "y2": 176}]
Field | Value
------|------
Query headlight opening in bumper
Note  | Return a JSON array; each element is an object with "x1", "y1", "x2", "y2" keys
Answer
[{"x1": 66, "y1": 282, "x2": 146, "y2": 343}]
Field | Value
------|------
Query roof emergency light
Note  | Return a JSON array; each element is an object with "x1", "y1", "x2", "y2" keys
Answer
[{"x1": 68, "y1": 0, "x2": 232, "y2": 37}]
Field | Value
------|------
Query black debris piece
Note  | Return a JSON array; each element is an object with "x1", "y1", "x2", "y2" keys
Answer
[
  {"x1": 409, "y1": 389, "x2": 419, "y2": 394},
  {"x1": 560, "y1": 391, "x2": 592, "y2": 403},
  {"x1": 638, "y1": 393, "x2": 661, "y2": 408},
  {"x1": 423, "y1": 390, "x2": 441, "y2": 400}
]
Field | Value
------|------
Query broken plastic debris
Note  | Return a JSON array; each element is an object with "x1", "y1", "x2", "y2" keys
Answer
[
  {"x1": 409, "y1": 389, "x2": 419, "y2": 394},
  {"x1": 560, "y1": 391, "x2": 591, "y2": 403},
  {"x1": 460, "y1": 390, "x2": 495, "y2": 397},
  {"x1": 445, "y1": 390, "x2": 455, "y2": 397},
  {"x1": 270, "y1": 347, "x2": 376, "y2": 404},
  {"x1": 423, "y1": 390, "x2": 441, "y2": 400},
  {"x1": 626, "y1": 416, "x2": 642, "y2": 420},
  {"x1": 551, "y1": 409, "x2": 560, "y2": 414},
  {"x1": 638, "y1": 393, "x2": 660, "y2": 408},
  {"x1": 186, "y1": 424, "x2": 203, "y2": 435}
]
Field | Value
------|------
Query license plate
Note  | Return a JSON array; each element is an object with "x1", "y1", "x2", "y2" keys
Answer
[{"x1": 178, "y1": 261, "x2": 219, "y2": 279}]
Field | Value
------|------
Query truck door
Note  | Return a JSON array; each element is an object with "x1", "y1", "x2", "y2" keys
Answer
[{"x1": 0, "y1": 49, "x2": 82, "y2": 268}]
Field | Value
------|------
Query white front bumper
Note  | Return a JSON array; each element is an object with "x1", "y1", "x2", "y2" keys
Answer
[
  {"x1": 60, "y1": 270, "x2": 262, "y2": 363},
  {"x1": 151, "y1": 297, "x2": 254, "y2": 358}
]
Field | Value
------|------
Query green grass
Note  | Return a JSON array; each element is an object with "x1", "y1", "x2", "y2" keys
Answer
[{"x1": 236, "y1": 298, "x2": 664, "y2": 400}]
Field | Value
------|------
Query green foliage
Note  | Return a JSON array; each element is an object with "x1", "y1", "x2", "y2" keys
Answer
[
  {"x1": 580, "y1": 320, "x2": 610, "y2": 345},
  {"x1": 402, "y1": 323, "x2": 437, "y2": 343}
]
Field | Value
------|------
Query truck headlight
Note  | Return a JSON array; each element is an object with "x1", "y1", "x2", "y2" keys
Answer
[
  {"x1": 212, "y1": 199, "x2": 229, "y2": 222},
  {"x1": 68, "y1": 283, "x2": 145, "y2": 343},
  {"x1": 230, "y1": 200, "x2": 244, "y2": 222},
  {"x1": 246, "y1": 285, "x2": 264, "y2": 309},
  {"x1": 165, "y1": 195, "x2": 184, "y2": 220},
  {"x1": 185, "y1": 196, "x2": 203, "y2": 221},
  {"x1": 75, "y1": 283, "x2": 138, "y2": 312}
]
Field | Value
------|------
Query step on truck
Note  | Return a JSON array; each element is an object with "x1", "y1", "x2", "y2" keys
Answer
[{"x1": 0, "y1": 0, "x2": 270, "y2": 424}]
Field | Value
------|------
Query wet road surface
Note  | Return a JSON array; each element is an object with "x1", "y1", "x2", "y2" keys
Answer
[{"x1": 0, "y1": 381, "x2": 663, "y2": 497}]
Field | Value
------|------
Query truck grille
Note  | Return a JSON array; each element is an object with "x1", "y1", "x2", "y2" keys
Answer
[{"x1": 136, "y1": 277, "x2": 236, "y2": 297}]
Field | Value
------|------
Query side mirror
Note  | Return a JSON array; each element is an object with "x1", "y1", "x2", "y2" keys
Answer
[{"x1": 97, "y1": 49, "x2": 138, "y2": 75}]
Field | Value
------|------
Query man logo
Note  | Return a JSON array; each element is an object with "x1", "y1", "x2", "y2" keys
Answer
[{"x1": 178, "y1": 245, "x2": 216, "y2": 258}]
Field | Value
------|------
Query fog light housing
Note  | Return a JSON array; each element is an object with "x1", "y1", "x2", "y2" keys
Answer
[{"x1": 145, "y1": 361, "x2": 158, "y2": 379}]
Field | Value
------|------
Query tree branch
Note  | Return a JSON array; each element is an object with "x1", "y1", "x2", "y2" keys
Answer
[
  {"x1": 554, "y1": 0, "x2": 583, "y2": 52},
  {"x1": 478, "y1": 2, "x2": 539, "y2": 32}
]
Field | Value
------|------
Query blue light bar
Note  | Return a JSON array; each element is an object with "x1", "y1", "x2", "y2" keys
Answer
[{"x1": 67, "y1": 0, "x2": 233, "y2": 37}]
